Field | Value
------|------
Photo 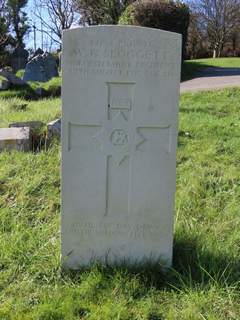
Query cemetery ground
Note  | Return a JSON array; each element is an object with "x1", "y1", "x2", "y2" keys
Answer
[{"x1": 0, "y1": 87, "x2": 240, "y2": 319}]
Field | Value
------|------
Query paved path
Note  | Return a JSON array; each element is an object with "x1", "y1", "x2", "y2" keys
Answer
[{"x1": 180, "y1": 67, "x2": 240, "y2": 93}]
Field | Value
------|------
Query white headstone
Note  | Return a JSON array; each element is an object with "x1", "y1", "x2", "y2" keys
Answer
[{"x1": 62, "y1": 26, "x2": 181, "y2": 268}]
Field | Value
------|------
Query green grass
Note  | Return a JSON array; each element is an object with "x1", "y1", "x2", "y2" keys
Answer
[
  {"x1": 182, "y1": 57, "x2": 240, "y2": 81},
  {"x1": 0, "y1": 97, "x2": 61, "y2": 128},
  {"x1": 15, "y1": 70, "x2": 25, "y2": 79},
  {"x1": 0, "y1": 85, "x2": 36, "y2": 100},
  {"x1": 0, "y1": 77, "x2": 61, "y2": 100},
  {"x1": 28, "y1": 77, "x2": 62, "y2": 96},
  {"x1": 0, "y1": 88, "x2": 240, "y2": 319}
]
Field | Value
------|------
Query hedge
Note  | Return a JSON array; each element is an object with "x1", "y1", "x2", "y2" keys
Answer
[{"x1": 119, "y1": 0, "x2": 190, "y2": 59}]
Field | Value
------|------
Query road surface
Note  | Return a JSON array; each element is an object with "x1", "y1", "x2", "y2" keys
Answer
[{"x1": 180, "y1": 67, "x2": 240, "y2": 93}]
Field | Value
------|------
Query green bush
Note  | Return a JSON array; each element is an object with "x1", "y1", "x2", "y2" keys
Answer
[
  {"x1": 119, "y1": 0, "x2": 190, "y2": 59},
  {"x1": 42, "y1": 77, "x2": 61, "y2": 97},
  {"x1": 27, "y1": 77, "x2": 61, "y2": 98},
  {"x1": 16, "y1": 69, "x2": 25, "y2": 79}
]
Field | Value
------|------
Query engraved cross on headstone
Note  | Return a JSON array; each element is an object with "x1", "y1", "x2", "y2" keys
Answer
[{"x1": 68, "y1": 83, "x2": 171, "y2": 216}]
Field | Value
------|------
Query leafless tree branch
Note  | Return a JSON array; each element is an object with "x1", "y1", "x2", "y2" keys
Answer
[
  {"x1": 190, "y1": 0, "x2": 240, "y2": 57},
  {"x1": 33, "y1": 0, "x2": 78, "y2": 47}
]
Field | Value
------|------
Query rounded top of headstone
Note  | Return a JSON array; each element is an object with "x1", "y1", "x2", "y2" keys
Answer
[
  {"x1": 24, "y1": 49, "x2": 58, "y2": 82},
  {"x1": 64, "y1": 25, "x2": 182, "y2": 40},
  {"x1": 35, "y1": 48, "x2": 44, "y2": 55}
]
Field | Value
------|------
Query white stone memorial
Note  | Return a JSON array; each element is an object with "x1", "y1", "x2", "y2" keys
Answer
[{"x1": 62, "y1": 26, "x2": 181, "y2": 268}]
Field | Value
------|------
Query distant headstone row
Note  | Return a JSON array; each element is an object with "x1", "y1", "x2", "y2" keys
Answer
[{"x1": 8, "y1": 46, "x2": 59, "y2": 83}]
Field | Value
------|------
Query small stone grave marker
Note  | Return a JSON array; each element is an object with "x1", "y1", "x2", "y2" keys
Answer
[{"x1": 0, "y1": 127, "x2": 31, "y2": 152}]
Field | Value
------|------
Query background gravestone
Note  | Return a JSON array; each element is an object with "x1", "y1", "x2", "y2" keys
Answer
[
  {"x1": 23, "y1": 52, "x2": 58, "y2": 82},
  {"x1": 11, "y1": 46, "x2": 29, "y2": 72},
  {"x1": 32, "y1": 48, "x2": 44, "y2": 58},
  {"x1": 62, "y1": 26, "x2": 182, "y2": 269},
  {"x1": 44, "y1": 53, "x2": 59, "y2": 80}
]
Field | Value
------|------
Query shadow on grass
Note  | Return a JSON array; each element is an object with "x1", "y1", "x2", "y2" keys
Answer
[
  {"x1": 177, "y1": 130, "x2": 194, "y2": 149},
  {"x1": 0, "y1": 82, "x2": 61, "y2": 100},
  {"x1": 180, "y1": 106, "x2": 230, "y2": 118},
  {"x1": 181, "y1": 61, "x2": 206, "y2": 81},
  {"x1": 172, "y1": 235, "x2": 240, "y2": 289},
  {"x1": 0, "y1": 84, "x2": 39, "y2": 100},
  {"x1": 198, "y1": 67, "x2": 240, "y2": 78},
  {"x1": 61, "y1": 233, "x2": 240, "y2": 294},
  {"x1": 180, "y1": 106, "x2": 216, "y2": 114},
  {"x1": 182, "y1": 61, "x2": 240, "y2": 82}
]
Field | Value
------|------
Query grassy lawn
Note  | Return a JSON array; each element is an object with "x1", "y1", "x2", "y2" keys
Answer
[
  {"x1": 0, "y1": 97, "x2": 61, "y2": 128},
  {"x1": 182, "y1": 57, "x2": 240, "y2": 81},
  {"x1": 0, "y1": 88, "x2": 240, "y2": 319},
  {"x1": 0, "y1": 77, "x2": 61, "y2": 100}
]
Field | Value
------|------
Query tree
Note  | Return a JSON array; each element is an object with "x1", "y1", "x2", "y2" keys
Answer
[
  {"x1": 33, "y1": 0, "x2": 78, "y2": 46},
  {"x1": 73, "y1": 0, "x2": 134, "y2": 25},
  {"x1": 186, "y1": 12, "x2": 208, "y2": 59},
  {"x1": 0, "y1": 0, "x2": 12, "y2": 67},
  {"x1": 191, "y1": 0, "x2": 240, "y2": 58},
  {"x1": 229, "y1": 26, "x2": 240, "y2": 56},
  {"x1": 7, "y1": 0, "x2": 30, "y2": 47},
  {"x1": 0, "y1": 0, "x2": 9, "y2": 46}
]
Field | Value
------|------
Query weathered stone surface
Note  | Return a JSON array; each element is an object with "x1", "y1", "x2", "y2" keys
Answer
[
  {"x1": 0, "y1": 127, "x2": 31, "y2": 152},
  {"x1": 11, "y1": 46, "x2": 29, "y2": 72},
  {"x1": 9, "y1": 121, "x2": 44, "y2": 130},
  {"x1": 23, "y1": 52, "x2": 58, "y2": 82},
  {"x1": 0, "y1": 68, "x2": 26, "y2": 86},
  {"x1": 47, "y1": 118, "x2": 61, "y2": 138},
  {"x1": 44, "y1": 53, "x2": 58, "y2": 80},
  {"x1": 23, "y1": 55, "x2": 45, "y2": 82},
  {"x1": 62, "y1": 26, "x2": 182, "y2": 268}
]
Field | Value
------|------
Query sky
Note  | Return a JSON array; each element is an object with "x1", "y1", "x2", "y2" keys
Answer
[
  {"x1": 24, "y1": 0, "x2": 192, "y2": 51},
  {"x1": 25, "y1": 0, "x2": 58, "y2": 51}
]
